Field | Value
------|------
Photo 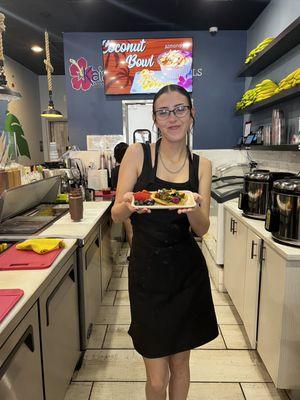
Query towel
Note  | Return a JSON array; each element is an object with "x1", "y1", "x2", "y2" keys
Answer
[{"x1": 16, "y1": 239, "x2": 65, "y2": 254}]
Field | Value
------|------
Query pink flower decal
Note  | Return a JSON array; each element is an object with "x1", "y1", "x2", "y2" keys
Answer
[
  {"x1": 69, "y1": 57, "x2": 93, "y2": 91},
  {"x1": 178, "y1": 75, "x2": 192, "y2": 90}
]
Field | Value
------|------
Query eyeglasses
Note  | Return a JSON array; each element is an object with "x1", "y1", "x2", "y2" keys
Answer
[{"x1": 154, "y1": 105, "x2": 191, "y2": 120}]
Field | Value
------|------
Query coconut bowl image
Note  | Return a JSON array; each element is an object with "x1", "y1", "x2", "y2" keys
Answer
[{"x1": 157, "y1": 50, "x2": 192, "y2": 80}]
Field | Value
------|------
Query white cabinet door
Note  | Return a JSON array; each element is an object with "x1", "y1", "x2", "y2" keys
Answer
[
  {"x1": 224, "y1": 210, "x2": 247, "y2": 319},
  {"x1": 257, "y1": 243, "x2": 285, "y2": 386},
  {"x1": 243, "y1": 230, "x2": 262, "y2": 349}
]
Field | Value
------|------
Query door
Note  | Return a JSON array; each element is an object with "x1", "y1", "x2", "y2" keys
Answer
[
  {"x1": 39, "y1": 253, "x2": 80, "y2": 400},
  {"x1": 243, "y1": 230, "x2": 262, "y2": 349},
  {"x1": 0, "y1": 303, "x2": 43, "y2": 400},
  {"x1": 84, "y1": 232, "x2": 102, "y2": 340},
  {"x1": 49, "y1": 120, "x2": 69, "y2": 158},
  {"x1": 223, "y1": 210, "x2": 247, "y2": 319}
]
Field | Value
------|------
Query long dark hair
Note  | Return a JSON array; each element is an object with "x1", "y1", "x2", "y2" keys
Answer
[{"x1": 152, "y1": 84, "x2": 195, "y2": 128}]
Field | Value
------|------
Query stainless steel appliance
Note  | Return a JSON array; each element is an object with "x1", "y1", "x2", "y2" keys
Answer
[
  {"x1": 239, "y1": 170, "x2": 295, "y2": 220},
  {"x1": 265, "y1": 178, "x2": 300, "y2": 247},
  {"x1": 0, "y1": 177, "x2": 68, "y2": 237},
  {"x1": 208, "y1": 176, "x2": 244, "y2": 265}
]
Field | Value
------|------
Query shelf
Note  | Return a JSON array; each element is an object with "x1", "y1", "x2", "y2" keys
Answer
[
  {"x1": 236, "y1": 144, "x2": 300, "y2": 151},
  {"x1": 235, "y1": 85, "x2": 300, "y2": 115},
  {"x1": 237, "y1": 16, "x2": 300, "y2": 77}
]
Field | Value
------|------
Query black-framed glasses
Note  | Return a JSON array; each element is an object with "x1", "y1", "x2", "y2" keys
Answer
[{"x1": 154, "y1": 105, "x2": 191, "y2": 120}]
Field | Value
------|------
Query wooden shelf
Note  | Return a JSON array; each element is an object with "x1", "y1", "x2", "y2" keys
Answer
[
  {"x1": 235, "y1": 85, "x2": 300, "y2": 115},
  {"x1": 237, "y1": 16, "x2": 300, "y2": 77},
  {"x1": 236, "y1": 144, "x2": 300, "y2": 151}
]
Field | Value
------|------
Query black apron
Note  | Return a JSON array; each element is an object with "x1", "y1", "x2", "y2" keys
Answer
[{"x1": 128, "y1": 139, "x2": 218, "y2": 358}]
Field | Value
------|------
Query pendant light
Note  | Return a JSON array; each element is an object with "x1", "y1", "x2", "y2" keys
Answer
[
  {"x1": 0, "y1": 13, "x2": 22, "y2": 102},
  {"x1": 41, "y1": 31, "x2": 63, "y2": 118}
]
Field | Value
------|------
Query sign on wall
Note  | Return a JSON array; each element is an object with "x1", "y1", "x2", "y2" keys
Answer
[{"x1": 102, "y1": 38, "x2": 193, "y2": 95}]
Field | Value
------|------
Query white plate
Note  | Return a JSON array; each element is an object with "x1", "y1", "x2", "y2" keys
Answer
[{"x1": 131, "y1": 190, "x2": 197, "y2": 209}]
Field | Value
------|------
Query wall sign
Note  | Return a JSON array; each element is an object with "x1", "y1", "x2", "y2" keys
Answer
[{"x1": 69, "y1": 57, "x2": 104, "y2": 91}]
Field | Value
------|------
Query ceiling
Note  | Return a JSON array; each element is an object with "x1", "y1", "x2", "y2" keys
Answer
[{"x1": 0, "y1": 0, "x2": 271, "y2": 75}]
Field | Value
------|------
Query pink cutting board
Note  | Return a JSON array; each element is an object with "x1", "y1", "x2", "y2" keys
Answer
[
  {"x1": 0, "y1": 289, "x2": 24, "y2": 322},
  {"x1": 0, "y1": 245, "x2": 63, "y2": 270}
]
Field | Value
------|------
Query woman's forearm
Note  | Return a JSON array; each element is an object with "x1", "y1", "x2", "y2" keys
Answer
[
  {"x1": 187, "y1": 207, "x2": 210, "y2": 238},
  {"x1": 111, "y1": 201, "x2": 132, "y2": 223}
]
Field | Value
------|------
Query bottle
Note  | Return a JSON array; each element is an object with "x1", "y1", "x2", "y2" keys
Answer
[{"x1": 69, "y1": 189, "x2": 83, "y2": 222}]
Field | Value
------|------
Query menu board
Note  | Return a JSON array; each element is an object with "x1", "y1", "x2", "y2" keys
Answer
[{"x1": 102, "y1": 38, "x2": 193, "y2": 95}]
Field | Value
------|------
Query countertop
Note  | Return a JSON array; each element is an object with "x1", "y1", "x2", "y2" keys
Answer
[
  {"x1": 38, "y1": 201, "x2": 112, "y2": 240},
  {"x1": 224, "y1": 201, "x2": 300, "y2": 261},
  {"x1": 0, "y1": 239, "x2": 77, "y2": 347}
]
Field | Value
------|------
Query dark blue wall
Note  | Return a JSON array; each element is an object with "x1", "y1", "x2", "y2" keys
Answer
[{"x1": 63, "y1": 31, "x2": 247, "y2": 150}]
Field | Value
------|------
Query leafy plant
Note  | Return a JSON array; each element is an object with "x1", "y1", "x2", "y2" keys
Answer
[{"x1": 4, "y1": 111, "x2": 31, "y2": 159}]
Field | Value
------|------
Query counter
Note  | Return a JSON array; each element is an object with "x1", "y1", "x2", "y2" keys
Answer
[
  {"x1": 0, "y1": 239, "x2": 77, "y2": 347},
  {"x1": 224, "y1": 201, "x2": 300, "y2": 261}
]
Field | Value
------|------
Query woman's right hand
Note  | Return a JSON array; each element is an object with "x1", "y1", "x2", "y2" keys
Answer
[{"x1": 123, "y1": 192, "x2": 151, "y2": 215}]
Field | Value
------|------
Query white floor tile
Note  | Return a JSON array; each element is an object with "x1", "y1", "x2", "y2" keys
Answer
[
  {"x1": 211, "y1": 290, "x2": 233, "y2": 306},
  {"x1": 214, "y1": 305, "x2": 243, "y2": 325},
  {"x1": 103, "y1": 325, "x2": 133, "y2": 349},
  {"x1": 64, "y1": 382, "x2": 92, "y2": 400},
  {"x1": 114, "y1": 291, "x2": 130, "y2": 305},
  {"x1": 74, "y1": 349, "x2": 146, "y2": 381},
  {"x1": 87, "y1": 325, "x2": 107, "y2": 349},
  {"x1": 108, "y1": 277, "x2": 128, "y2": 291},
  {"x1": 241, "y1": 383, "x2": 289, "y2": 399},
  {"x1": 90, "y1": 382, "x2": 144, "y2": 399},
  {"x1": 188, "y1": 382, "x2": 244, "y2": 399},
  {"x1": 101, "y1": 291, "x2": 116, "y2": 305},
  {"x1": 190, "y1": 350, "x2": 272, "y2": 382},
  {"x1": 219, "y1": 324, "x2": 252, "y2": 349},
  {"x1": 196, "y1": 329, "x2": 226, "y2": 349},
  {"x1": 121, "y1": 265, "x2": 128, "y2": 278},
  {"x1": 95, "y1": 305, "x2": 131, "y2": 324}
]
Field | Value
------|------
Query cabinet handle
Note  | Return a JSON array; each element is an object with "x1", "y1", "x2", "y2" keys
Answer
[
  {"x1": 0, "y1": 326, "x2": 34, "y2": 380},
  {"x1": 250, "y1": 240, "x2": 258, "y2": 259},
  {"x1": 230, "y1": 218, "x2": 234, "y2": 233},
  {"x1": 232, "y1": 220, "x2": 237, "y2": 234},
  {"x1": 260, "y1": 244, "x2": 266, "y2": 263}
]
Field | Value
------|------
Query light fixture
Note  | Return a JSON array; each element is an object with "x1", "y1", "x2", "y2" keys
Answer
[
  {"x1": 31, "y1": 45, "x2": 43, "y2": 53},
  {"x1": 0, "y1": 13, "x2": 22, "y2": 102},
  {"x1": 41, "y1": 30, "x2": 63, "y2": 118}
]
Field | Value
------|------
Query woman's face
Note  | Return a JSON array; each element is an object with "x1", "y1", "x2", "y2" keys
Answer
[{"x1": 153, "y1": 91, "x2": 194, "y2": 143}]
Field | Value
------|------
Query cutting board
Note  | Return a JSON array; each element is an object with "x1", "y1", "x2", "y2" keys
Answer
[
  {"x1": 0, "y1": 245, "x2": 63, "y2": 270},
  {"x1": 0, "y1": 289, "x2": 24, "y2": 322}
]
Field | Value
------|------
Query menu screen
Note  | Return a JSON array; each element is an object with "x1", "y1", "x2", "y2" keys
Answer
[{"x1": 102, "y1": 38, "x2": 193, "y2": 95}]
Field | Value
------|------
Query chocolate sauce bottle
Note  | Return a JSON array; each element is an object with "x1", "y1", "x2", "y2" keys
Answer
[{"x1": 69, "y1": 189, "x2": 83, "y2": 222}]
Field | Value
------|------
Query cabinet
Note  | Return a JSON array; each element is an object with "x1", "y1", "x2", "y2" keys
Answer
[
  {"x1": 100, "y1": 213, "x2": 113, "y2": 295},
  {"x1": 257, "y1": 243, "x2": 300, "y2": 389},
  {"x1": 39, "y1": 252, "x2": 80, "y2": 400},
  {"x1": 243, "y1": 230, "x2": 262, "y2": 349},
  {"x1": 224, "y1": 210, "x2": 247, "y2": 319},
  {"x1": 0, "y1": 303, "x2": 43, "y2": 400}
]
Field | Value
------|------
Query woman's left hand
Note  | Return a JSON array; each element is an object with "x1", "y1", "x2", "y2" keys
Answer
[{"x1": 177, "y1": 192, "x2": 203, "y2": 214}]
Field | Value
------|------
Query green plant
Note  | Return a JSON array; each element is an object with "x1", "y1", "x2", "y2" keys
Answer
[{"x1": 4, "y1": 111, "x2": 31, "y2": 159}]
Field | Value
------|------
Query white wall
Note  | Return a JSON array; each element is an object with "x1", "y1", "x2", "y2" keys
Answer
[{"x1": 5, "y1": 56, "x2": 44, "y2": 165}]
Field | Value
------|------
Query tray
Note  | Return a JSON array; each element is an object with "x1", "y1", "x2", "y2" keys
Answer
[
  {"x1": 0, "y1": 289, "x2": 24, "y2": 323},
  {"x1": 132, "y1": 190, "x2": 197, "y2": 209},
  {"x1": 0, "y1": 244, "x2": 63, "y2": 270}
]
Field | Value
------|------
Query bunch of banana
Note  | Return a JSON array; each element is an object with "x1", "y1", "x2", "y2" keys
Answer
[
  {"x1": 0, "y1": 243, "x2": 8, "y2": 253},
  {"x1": 254, "y1": 79, "x2": 278, "y2": 102},
  {"x1": 274, "y1": 68, "x2": 300, "y2": 93},
  {"x1": 236, "y1": 88, "x2": 257, "y2": 110},
  {"x1": 245, "y1": 37, "x2": 274, "y2": 64},
  {"x1": 236, "y1": 79, "x2": 278, "y2": 110}
]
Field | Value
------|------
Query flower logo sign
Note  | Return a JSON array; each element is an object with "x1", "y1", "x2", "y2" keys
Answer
[{"x1": 69, "y1": 57, "x2": 104, "y2": 91}]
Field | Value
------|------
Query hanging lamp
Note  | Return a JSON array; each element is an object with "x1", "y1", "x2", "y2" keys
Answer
[
  {"x1": 0, "y1": 13, "x2": 22, "y2": 102},
  {"x1": 41, "y1": 30, "x2": 63, "y2": 118}
]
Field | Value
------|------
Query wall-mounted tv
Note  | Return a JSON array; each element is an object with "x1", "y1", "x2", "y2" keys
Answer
[{"x1": 102, "y1": 38, "x2": 193, "y2": 95}]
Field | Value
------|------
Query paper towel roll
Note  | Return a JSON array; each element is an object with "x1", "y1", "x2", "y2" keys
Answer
[{"x1": 88, "y1": 169, "x2": 108, "y2": 190}]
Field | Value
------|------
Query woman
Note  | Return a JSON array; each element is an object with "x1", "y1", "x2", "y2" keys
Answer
[{"x1": 111, "y1": 84, "x2": 218, "y2": 400}]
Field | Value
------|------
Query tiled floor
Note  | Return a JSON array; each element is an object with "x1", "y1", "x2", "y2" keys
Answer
[{"x1": 65, "y1": 244, "x2": 289, "y2": 400}]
